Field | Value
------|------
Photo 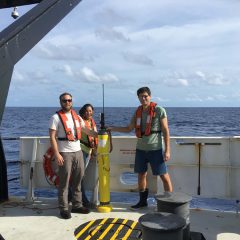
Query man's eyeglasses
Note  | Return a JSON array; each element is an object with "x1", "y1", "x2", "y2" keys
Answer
[
  {"x1": 62, "y1": 99, "x2": 72, "y2": 103},
  {"x1": 139, "y1": 95, "x2": 149, "y2": 99}
]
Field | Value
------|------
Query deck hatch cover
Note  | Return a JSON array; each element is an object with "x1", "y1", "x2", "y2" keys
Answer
[{"x1": 74, "y1": 218, "x2": 142, "y2": 240}]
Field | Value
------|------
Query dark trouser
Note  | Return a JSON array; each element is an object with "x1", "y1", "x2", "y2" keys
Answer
[{"x1": 58, "y1": 151, "x2": 84, "y2": 211}]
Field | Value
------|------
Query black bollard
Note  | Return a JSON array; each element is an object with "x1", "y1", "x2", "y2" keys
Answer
[
  {"x1": 139, "y1": 212, "x2": 186, "y2": 240},
  {"x1": 155, "y1": 192, "x2": 192, "y2": 240}
]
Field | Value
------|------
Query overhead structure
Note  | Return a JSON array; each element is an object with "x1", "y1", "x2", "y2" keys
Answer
[
  {"x1": 0, "y1": 0, "x2": 42, "y2": 9},
  {"x1": 0, "y1": 0, "x2": 82, "y2": 202}
]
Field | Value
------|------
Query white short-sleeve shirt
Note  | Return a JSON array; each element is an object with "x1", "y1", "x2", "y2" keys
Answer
[{"x1": 49, "y1": 112, "x2": 85, "y2": 152}]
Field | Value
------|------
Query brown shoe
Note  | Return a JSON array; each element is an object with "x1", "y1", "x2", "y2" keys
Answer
[{"x1": 71, "y1": 206, "x2": 90, "y2": 214}]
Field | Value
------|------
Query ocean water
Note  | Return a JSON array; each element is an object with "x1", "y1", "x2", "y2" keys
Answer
[
  {"x1": 1, "y1": 107, "x2": 240, "y2": 210},
  {"x1": 2, "y1": 107, "x2": 240, "y2": 137}
]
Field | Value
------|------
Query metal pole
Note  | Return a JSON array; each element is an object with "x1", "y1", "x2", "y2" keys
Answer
[
  {"x1": 100, "y1": 84, "x2": 105, "y2": 130},
  {"x1": 0, "y1": 137, "x2": 8, "y2": 202},
  {"x1": 197, "y1": 143, "x2": 201, "y2": 195}
]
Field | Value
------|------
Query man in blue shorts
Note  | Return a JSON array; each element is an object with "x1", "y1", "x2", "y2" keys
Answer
[{"x1": 109, "y1": 86, "x2": 173, "y2": 209}]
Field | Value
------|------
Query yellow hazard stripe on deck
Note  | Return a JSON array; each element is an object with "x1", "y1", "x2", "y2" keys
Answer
[
  {"x1": 122, "y1": 220, "x2": 138, "y2": 240},
  {"x1": 110, "y1": 218, "x2": 128, "y2": 240},
  {"x1": 75, "y1": 220, "x2": 95, "y2": 239},
  {"x1": 98, "y1": 218, "x2": 118, "y2": 239},
  {"x1": 85, "y1": 218, "x2": 108, "y2": 240}
]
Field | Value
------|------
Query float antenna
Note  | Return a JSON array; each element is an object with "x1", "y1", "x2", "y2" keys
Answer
[{"x1": 100, "y1": 84, "x2": 105, "y2": 129}]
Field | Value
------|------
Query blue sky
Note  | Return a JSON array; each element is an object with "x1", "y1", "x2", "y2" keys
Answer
[{"x1": 1, "y1": 0, "x2": 240, "y2": 107}]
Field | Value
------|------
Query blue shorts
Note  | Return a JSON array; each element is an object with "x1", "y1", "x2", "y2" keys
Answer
[{"x1": 134, "y1": 149, "x2": 167, "y2": 176}]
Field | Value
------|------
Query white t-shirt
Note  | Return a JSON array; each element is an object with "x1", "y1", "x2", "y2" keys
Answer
[{"x1": 49, "y1": 112, "x2": 85, "y2": 152}]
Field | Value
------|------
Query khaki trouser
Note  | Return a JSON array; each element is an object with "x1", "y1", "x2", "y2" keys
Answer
[{"x1": 58, "y1": 151, "x2": 84, "y2": 211}]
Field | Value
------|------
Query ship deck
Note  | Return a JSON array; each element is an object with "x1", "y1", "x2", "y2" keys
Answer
[{"x1": 0, "y1": 197, "x2": 239, "y2": 240}]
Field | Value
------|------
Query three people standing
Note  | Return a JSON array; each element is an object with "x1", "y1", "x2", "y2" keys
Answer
[{"x1": 49, "y1": 87, "x2": 172, "y2": 218}]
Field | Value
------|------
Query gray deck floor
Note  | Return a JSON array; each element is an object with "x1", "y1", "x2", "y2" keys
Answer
[{"x1": 0, "y1": 197, "x2": 240, "y2": 240}]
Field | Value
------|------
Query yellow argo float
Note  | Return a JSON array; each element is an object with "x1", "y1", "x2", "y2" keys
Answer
[{"x1": 97, "y1": 128, "x2": 112, "y2": 213}]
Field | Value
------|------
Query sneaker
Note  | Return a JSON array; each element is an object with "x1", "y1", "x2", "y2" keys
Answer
[
  {"x1": 71, "y1": 206, "x2": 90, "y2": 214},
  {"x1": 60, "y1": 210, "x2": 71, "y2": 219}
]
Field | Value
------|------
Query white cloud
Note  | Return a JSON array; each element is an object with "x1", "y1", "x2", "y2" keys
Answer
[
  {"x1": 35, "y1": 43, "x2": 94, "y2": 62},
  {"x1": 81, "y1": 67, "x2": 99, "y2": 82},
  {"x1": 92, "y1": 6, "x2": 134, "y2": 28},
  {"x1": 12, "y1": 69, "x2": 49, "y2": 86},
  {"x1": 161, "y1": 71, "x2": 190, "y2": 87},
  {"x1": 55, "y1": 65, "x2": 119, "y2": 84},
  {"x1": 30, "y1": 70, "x2": 46, "y2": 80},
  {"x1": 214, "y1": 94, "x2": 227, "y2": 100},
  {"x1": 162, "y1": 71, "x2": 230, "y2": 87},
  {"x1": 54, "y1": 64, "x2": 80, "y2": 78},
  {"x1": 195, "y1": 71, "x2": 206, "y2": 80},
  {"x1": 153, "y1": 96, "x2": 169, "y2": 102},
  {"x1": 81, "y1": 67, "x2": 119, "y2": 83},
  {"x1": 177, "y1": 79, "x2": 189, "y2": 86},
  {"x1": 95, "y1": 27, "x2": 130, "y2": 42},
  {"x1": 186, "y1": 93, "x2": 227, "y2": 102},
  {"x1": 60, "y1": 65, "x2": 74, "y2": 77},
  {"x1": 164, "y1": 78, "x2": 189, "y2": 87},
  {"x1": 195, "y1": 71, "x2": 230, "y2": 86},
  {"x1": 13, "y1": 70, "x2": 24, "y2": 82},
  {"x1": 206, "y1": 74, "x2": 230, "y2": 86},
  {"x1": 122, "y1": 51, "x2": 154, "y2": 66},
  {"x1": 206, "y1": 96, "x2": 214, "y2": 101}
]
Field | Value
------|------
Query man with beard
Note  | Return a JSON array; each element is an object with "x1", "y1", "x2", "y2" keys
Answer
[{"x1": 49, "y1": 92, "x2": 97, "y2": 219}]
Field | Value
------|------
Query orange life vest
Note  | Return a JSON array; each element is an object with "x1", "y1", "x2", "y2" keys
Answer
[
  {"x1": 83, "y1": 118, "x2": 98, "y2": 148},
  {"x1": 135, "y1": 102, "x2": 157, "y2": 138},
  {"x1": 57, "y1": 109, "x2": 81, "y2": 141}
]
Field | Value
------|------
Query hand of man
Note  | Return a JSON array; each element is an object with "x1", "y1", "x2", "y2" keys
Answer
[
  {"x1": 55, "y1": 153, "x2": 64, "y2": 166},
  {"x1": 164, "y1": 151, "x2": 170, "y2": 161}
]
